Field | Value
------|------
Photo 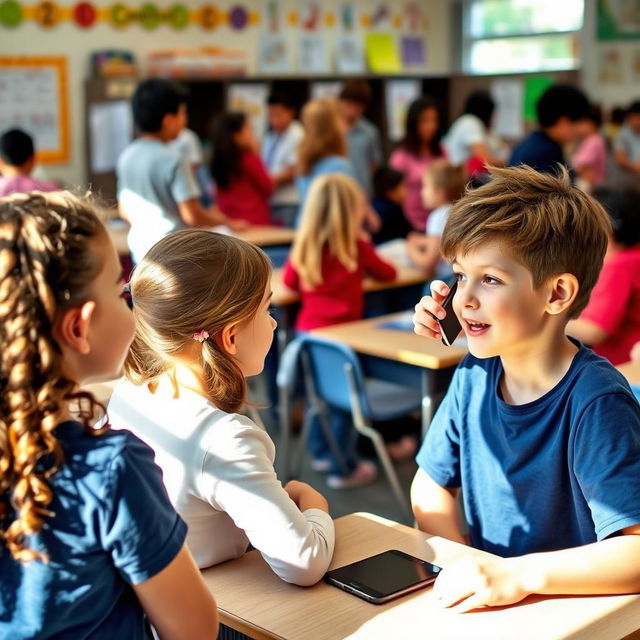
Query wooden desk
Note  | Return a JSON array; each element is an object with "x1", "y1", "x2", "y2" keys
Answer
[
  {"x1": 311, "y1": 312, "x2": 467, "y2": 434},
  {"x1": 617, "y1": 360, "x2": 640, "y2": 386},
  {"x1": 201, "y1": 512, "x2": 640, "y2": 640},
  {"x1": 272, "y1": 266, "x2": 428, "y2": 307},
  {"x1": 106, "y1": 222, "x2": 294, "y2": 258},
  {"x1": 236, "y1": 225, "x2": 295, "y2": 248}
]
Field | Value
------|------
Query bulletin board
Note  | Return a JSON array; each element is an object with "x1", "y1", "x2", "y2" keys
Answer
[{"x1": 0, "y1": 57, "x2": 69, "y2": 164}]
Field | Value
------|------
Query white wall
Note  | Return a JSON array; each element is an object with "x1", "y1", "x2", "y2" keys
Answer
[
  {"x1": 580, "y1": 0, "x2": 640, "y2": 111},
  {"x1": 0, "y1": 0, "x2": 453, "y2": 186}
]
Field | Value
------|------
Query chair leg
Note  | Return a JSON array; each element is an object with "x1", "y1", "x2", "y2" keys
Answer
[
  {"x1": 359, "y1": 418, "x2": 413, "y2": 523},
  {"x1": 277, "y1": 387, "x2": 291, "y2": 481}
]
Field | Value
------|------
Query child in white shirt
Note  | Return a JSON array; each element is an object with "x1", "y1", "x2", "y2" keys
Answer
[{"x1": 108, "y1": 229, "x2": 334, "y2": 585}]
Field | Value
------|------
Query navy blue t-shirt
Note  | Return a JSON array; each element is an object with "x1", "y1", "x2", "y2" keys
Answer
[
  {"x1": 417, "y1": 344, "x2": 640, "y2": 558},
  {"x1": 0, "y1": 422, "x2": 187, "y2": 639},
  {"x1": 509, "y1": 130, "x2": 566, "y2": 174}
]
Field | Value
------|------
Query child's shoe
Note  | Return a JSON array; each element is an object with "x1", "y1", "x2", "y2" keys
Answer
[
  {"x1": 310, "y1": 458, "x2": 332, "y2": 472},
  {"x1": 327, "y1": 461, "x2": 377, "y2": 489}
]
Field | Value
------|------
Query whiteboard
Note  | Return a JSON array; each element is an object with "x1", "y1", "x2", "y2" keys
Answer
[{"x1": 0, "y1": 57, "x2": 69, "y2": 164}]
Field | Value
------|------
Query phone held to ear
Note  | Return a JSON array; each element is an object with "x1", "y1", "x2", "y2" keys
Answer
[
  {"x1": 436, "y1": 279, "x2": 462, "y2": 347},
  {"x1": 324, "y1": 549, "x2": 442, "y2": 605}
]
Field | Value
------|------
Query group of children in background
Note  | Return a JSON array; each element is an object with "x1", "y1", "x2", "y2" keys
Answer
[{"x1": 3, "y1": 75, "x2": 640, "y2": 636}]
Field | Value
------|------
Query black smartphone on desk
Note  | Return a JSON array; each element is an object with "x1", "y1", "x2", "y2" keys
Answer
[
  {"x1": 436, "y1": 279, "x2": 462, "y2": 347},
  {"x1": 324, "y1": 549, "x2": 442, "y2": 605}
]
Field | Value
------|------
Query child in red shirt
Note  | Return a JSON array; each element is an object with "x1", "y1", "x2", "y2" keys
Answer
[
  {"x1": 211, "y1": 112, "x2": 274, "y2": 225},
  {"x1": 282, "y1": 173, "x2": 396, "y2": 488},
  {"x1": 568, "y1": 186, "x2": 640, "y2": 365}
]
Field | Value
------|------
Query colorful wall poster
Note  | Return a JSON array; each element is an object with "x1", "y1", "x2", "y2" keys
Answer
[
  {"x1": 598, "y1": 0, "x2": 640, "y2": 40},
  {"x1": 227, "y1": 82, "x2": 269, "y2": 139}
]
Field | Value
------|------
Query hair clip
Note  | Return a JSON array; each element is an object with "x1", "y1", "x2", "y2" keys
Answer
[
  {"x1": 192, "y1": 330, "x2": 210, "y2": 343},
  {"x1": 122, "y1": 282, "x2": 133, "y2": 310}
]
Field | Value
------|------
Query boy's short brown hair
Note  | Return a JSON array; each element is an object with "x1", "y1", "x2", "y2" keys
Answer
[{"x1": 441, "y1": 166, "x2": 611, "y2": 318}]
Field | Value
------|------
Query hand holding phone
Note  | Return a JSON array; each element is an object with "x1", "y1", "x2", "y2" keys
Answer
[{"x1": 412, "y1": 279, "x2": 462, "y2": 346}]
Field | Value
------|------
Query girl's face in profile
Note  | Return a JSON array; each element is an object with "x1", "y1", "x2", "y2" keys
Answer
[
  {"x1": 232, "y1": 281, "x2": 277, "y2": 377},
  {"x1": 418, "y1": 108, "x2": 439, "y2": 146},
  {"x1": 233, "y1": 120, "x2": 255, "y2": 150}
]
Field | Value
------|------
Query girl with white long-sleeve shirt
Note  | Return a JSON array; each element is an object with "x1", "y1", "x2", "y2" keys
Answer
[{"x1": 108, "y1": 229, "x2": 334, "y2": 586}]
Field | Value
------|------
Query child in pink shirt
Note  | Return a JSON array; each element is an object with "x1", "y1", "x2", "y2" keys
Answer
[
  {"x1": 568, "y1": 186, "x2": 640, "y2": 364},
  {"x1": 571, "y1": 105, "x2": 608, "y2": 189},
  {"x1": 389, "y1": 97, "x2": 445, "y2": 230},
  {"x1": 0, "y1": 129, "x2": 58, "y2": 196}
]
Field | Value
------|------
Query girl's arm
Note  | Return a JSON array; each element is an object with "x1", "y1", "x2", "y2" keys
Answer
[
  {"x1": 243, "y1": 153, "x2": 276, "y2": 197},
  {"x1": 406, "y1": 232, "x2": 441, "y2": 275},
  {"x1": 201, "y1": 418, "x2": 335, "y2": 586},
  {"x1": 133, "y1": 544, "x2": 218, "y2": 640},
  {"x1": 411, "y1": 467, "x2": 466, "y2": 545},
  {"x1": 359, "y1": 240, "x2": 397, "y2": 281},
  {"x1": 432, "y1": 527, "x2": 640, "y2": 613}
]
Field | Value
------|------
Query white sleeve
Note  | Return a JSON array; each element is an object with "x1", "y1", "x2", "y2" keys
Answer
[
  {"x1": 426, "y1": 206, "x2": 448, "y2": 237},
  {"x1": 198, "y1": 414, "x2": 335, "y2": 586}
]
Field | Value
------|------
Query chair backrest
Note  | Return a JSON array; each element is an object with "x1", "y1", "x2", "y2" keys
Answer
[{"x1": 300, "y1": 335, "x2": 371, "y2": 415}]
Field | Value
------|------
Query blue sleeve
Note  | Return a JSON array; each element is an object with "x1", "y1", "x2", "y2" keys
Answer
[
  {"x1": 416, "y1": 365, "x2": 463, "y2": 488},
  {"x1": 169, "y1": 152, "x2": 200, "y2": 205},
  {"x1": 100, "y1": 432, "x2": 188, "y2": 585},
  {"x1": 573, "y1": 392, "x2": 640, "y2": 540}
]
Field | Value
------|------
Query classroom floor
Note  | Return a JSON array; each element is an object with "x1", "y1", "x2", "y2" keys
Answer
[{"x1": 254, "y1": 375, "x2": 418, "y2": 525}]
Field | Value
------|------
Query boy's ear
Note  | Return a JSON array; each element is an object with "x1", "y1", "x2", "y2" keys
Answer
[
  {"x1": 56, "y1": 301, "x2": 96, "y2": 355},
  {"x1": 219, "y1": 323, "x2": 238, "y2": 355},
  {"x1": 546, "y1": 273, "x2": 579, "y2": 316}
]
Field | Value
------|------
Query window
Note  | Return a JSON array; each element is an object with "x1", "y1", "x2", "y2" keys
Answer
[{"x1": 462, "y1": 0, "x2": 584, "y2": 74}]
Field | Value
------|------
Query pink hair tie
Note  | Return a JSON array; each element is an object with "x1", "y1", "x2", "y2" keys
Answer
[{"x1": 192, "y1": 330, "x2": 210, "y2": 343}]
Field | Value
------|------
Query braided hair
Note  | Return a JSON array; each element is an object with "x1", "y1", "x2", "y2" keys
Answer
[{"x1": 0, "y1": 191, "x2": 106, "y2": 562}]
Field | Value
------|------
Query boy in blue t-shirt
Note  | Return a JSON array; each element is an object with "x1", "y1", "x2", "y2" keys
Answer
[
  {"x1": 117, "y1": 79, "x2": 232, "y2": 264},
  {"x1": 412, "y1": 165, "x2": 640, "y2": 612}
]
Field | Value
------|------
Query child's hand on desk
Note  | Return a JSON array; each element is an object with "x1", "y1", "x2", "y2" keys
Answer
[
  {"x1": 284, "y1": 480, "x2": 330, "y2": 514},
  {"x1": 432, "y1": 555, "x2": 530, "y2": 613},
  {"x1": 413, "y1": 280, "x2": 451, "y2": 340}
]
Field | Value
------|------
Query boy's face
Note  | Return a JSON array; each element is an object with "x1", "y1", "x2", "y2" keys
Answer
[
  {"x1": 421, "y1": 176, "x2": 445, "y2": 210},
  {"x1": 451, "y1": 239, "x2": 552, "y2": 360},
  {"x1": 268, "y1": 104, "x2": 294, "y2": 133},
  {"x1": 551, "y1": 116, "x2": 580, "y2": 144},
  {"x1": 627, "y1": 113, "x2": 640, "y2": 133},
  {"x1": 387, "y1": 180, "x2": 406, "y2": 205},
  {"x1": 339, "y1": 99, "x2": 365, "y2": 126},
  {"x1": 162, "y1": 103, "x2": 187, "y2": 141}
]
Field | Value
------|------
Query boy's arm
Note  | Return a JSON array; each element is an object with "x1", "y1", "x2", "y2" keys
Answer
[
  {"x1": 406, "y1": 232, "x2": 441, "y2": 274},
  {"x1": 411, "y1": 468, "x2": 466, "y2": 545},
  {"x1": 178, "y1": 198, "x2": 247, "y2": 229},
  {"x1": 614, "y1": 147, "x2": 640, "y2": 174},
  {"x1": 433, "y1": 526, "x2": 640, "y2": 613}
]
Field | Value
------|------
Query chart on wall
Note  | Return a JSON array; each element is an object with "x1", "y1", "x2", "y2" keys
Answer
[
  {"x1": 598, "y1": 0, "x2": 640, "y2": 40},
  {"x1": 0, "y1": 57, "x2": 69, "y2": 164}
]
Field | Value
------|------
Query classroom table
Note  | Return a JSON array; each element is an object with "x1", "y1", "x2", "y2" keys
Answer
[
  {"x1": 311, "y1": 311, "x2": 467, "y2": 436},
  {"x1": 271, "y1": 265, "x2": 428, "y2": 308},
  {"x1": 200, "y1": 511, "x2": 640, "y2": 640},
  {"x1": 107, "y1": 219, "x2": 295, "y2": 256}
]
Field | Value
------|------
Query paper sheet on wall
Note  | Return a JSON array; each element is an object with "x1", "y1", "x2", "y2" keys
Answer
[
  {"x1": 89, "y1": 101, "x2": 133, "y2": 174},
  {"x1": 364, "y1": 33, "x2": 401, "y2": 73},
  {"x1": 228, "y1": 83, "x2": 269, "y2": 139},
  {"x1": 0, "y1": 66, "x2": 61, "y2": 156},
  {"x1": 311, "y1": 81, "x2": 342, "y2": 100},
  {"x1": 490, "y1": 79, "x2": 524, "y2": 139},
  {"x1": 386, "y1": 78, "x2": 421, "y2": 141}
]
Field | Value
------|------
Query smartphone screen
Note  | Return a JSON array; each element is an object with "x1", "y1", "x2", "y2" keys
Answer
[
  {"x1": 324, "y1": 550, "x2": 442, "y2": 604},
  {"x1": 437, "y1": 279, "x2": 462, "y2": 347}
]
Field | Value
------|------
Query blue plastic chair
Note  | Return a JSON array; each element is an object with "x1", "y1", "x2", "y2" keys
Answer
[{"x1": 284, "y1": 334, "x2": 421, "y2": 521}]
